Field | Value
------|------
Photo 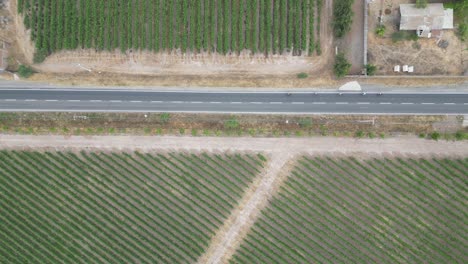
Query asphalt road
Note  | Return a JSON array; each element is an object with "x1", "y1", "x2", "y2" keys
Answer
[{"x1": 0, "y1": 88, "x2": 467, "y2": 114}]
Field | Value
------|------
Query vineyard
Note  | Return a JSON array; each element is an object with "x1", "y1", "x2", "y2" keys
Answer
[
  {"x1": 17, "y1": 0, "x2": 319, "y2": 61},
  {"x1": 231, "y1": 156, "x2": 468, "y2": 263},
  {"x1": 0, "y1": 150, "x2": 265, "y2": 263}
]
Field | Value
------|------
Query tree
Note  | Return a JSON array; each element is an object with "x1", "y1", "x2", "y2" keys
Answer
[
  {"x1": 365, "y1": 64, "x2": 377, "y2": 76},
  {"x1": 17, "y1": 65, "x2": 34, "y2": 78},
  {"x1": 458, "y1": 23, "x2": 468, "y2": 42},
  {"x1": 333, "y1": 0, "x2": 354, "y2": 38},
  {"x1": 333, "y1": 53, "x2": 351, "y2": 78},
  {"x1": 415, "y1": 0, "x2": 428, "y2": 8}
]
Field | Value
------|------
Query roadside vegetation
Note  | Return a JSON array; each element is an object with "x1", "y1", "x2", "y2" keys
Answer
[
  {"x1": 0, "y1": 150, "x2": 265, "y2": 263},
  {"x1": 0, "y1": 112, "x2": 466, "y2": 140},
  {"x1": 17, "y1": 0, "x2": 319, "y2": 60},
  {"x1": 232, "y1": 155, "x2": 468, "y2": 263},
  {"x1": 333, "y1": 52, "x2": 351, "y2": 78},
  {"x1": 17, "y1": 65, "x2": 34, "y2": 78}
]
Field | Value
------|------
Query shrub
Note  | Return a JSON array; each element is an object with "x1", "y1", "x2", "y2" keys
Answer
[
  {"x1": 298, "y1": 118, "x2": 312, "y2": 128},
  {"x1": 33, "y1": 49, "x2": 48, "y2": 63},
  {"x1": 224, "y1": 118, "x2": 239, "y2": 130},
  {"x1": 455, "y1": 131, "x2": 467, "y2": 140},
  {"x1": 368, "y1": 132, "x2": 375, "y2": 139},
  {"x1": 430, "y1": 132, "x2": 440, "y2": 141},
  {"x1": 333, "y1": 0, "x2": 354, "y2": 38},
  {"x1": 160, "y1": 113, "x2": 170, "y2": 124},
  {"x1": 365, "y1": 64, "x2": 377, "y2": 76},
  {"x1": 297, "y1": 72, "x2": 308, "y2": 79},
  {"x1": 391, "y1": 31, "x2": 418, "y2": 42},
  {"x1": 375, "y1": 25, "x2": 386, "y2": 37},
  {"x1": 418, "y1": 133, "x2": 426, "y2": 138},
  {"x1": 458, "y1": 23, "x2": 468, "y2": 42},
  {"x1": 334, "y1": 52, "x2": 351, "y2": 78},
  {"x1": 415, "y1": 0, "x2": 428, "y2": 8},
  {"x1": 17, "y1": 65, "x2": 34, "y2": 78},
  {"x1": 355, "y1": 130, "x2": 364, "y2": 138}
]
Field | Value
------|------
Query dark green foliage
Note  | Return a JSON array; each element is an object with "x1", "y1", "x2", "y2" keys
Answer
[
  {"x1": 224, "y1": 118, "x2": 240, "y2": 130},
  {"x1": 33, "y1": 49, "x2": 49, "y2": 63},
  {"x1": 365, "y1": 64, "x2": 377, "y2": 76},
  {"x1": 415, "y1": 0, "x2": 428, "y2": 8},
  {"x1": 333, "y1": 0, "x2": 354, "y2": 38},
  {"x1": 333, "y1": 52, "x2": 351, "y2": 78},
  {"x1": 458, "y1": 23, "x2": 468, "y2": 42},
  {"x1": 17, "y1": 65, "x2": 34, "y2": 78},
  {"x1": 430, "y1": 132, "x2": 441, "y2": 141},
  {"x1": 297, "y1": 72, "x2": 309, "y2": 79}
]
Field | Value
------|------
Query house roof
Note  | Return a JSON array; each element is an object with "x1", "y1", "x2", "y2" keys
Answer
[{"x1": 400, "y1": 3, "x2": 453, "y2": 30}]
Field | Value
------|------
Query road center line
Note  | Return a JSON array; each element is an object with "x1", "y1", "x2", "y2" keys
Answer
[
  {"x1": 443, "y1": 103, "x2": 455, "y2": 105},
  {"x1": 401, "y1": 102, "x2": 414, "y2": 105},
  {"x1": 421, "y1": 103, "x2": 434, "y2": 105},
  {"x1": 357, "y1": 102, "x2": 370, "y2": 105},
  {"x1": 67, "y1": 100, "x2": 81, "y2": 102},
  {"x1": 249, "y1": 102, "x2": 262, "y2": 104},
  {"x1": 110, "y1": 100, "x2": 122, "y2": 102},
  {"x1": 25, "y1": 99, "x2": 37, "y2": 102},
  {"x1": 90, "y1": 100, "x2": 102, "y2": 102},
  {"x1": 336, "y1": 102, "x2": 348, "y2": 104},
  {"x1": 379, "y1": 102, "x2": 391, "y2": 105},
  {"x1": 45, "y1": 100, "x2": 58, "y2": 102},
  {"x1": 190, "y1": 101, "x2": 203, "y2": 104},
  {"x1": 270, "y1": 102, "x2": 282, "y2": 104},
  {"x1": 210, "y1": 102, "x2": 222, "y2": 104},
  {"x1": 230, "y1": 102, "x2": 242, "y2": 104},
  {"x1": 312, "y1": 102, "x2": 326, "y2": 104},
  {"x1": 291, "y1": 102, "x2": 304, "y2": 104},
  {"x1": 170, "y1": 101, "x2": 183, "y2": 103}
]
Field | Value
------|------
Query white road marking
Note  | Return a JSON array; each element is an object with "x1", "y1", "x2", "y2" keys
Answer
[
  {"x1": 230, "y1": 102, "x2": 242, "y2": 104},
  {"x1": 379, "y1": 102, "x2": 392, "y2": 105},
  {"x1": 270, "y1": 102, "x2": 283, "y2": 104},
  {"x1": 357, "y1": 102, "x2": 370, "y2": 105},
  {"x1": 421, "y1": 103, "x2": 434, "y2": 105},
  {"x1": 67, "y1": 100, "x2": 80, "y2": 102},
  {"x1": 401, "y1": 102, "x2": 414, "y2": 105},
  {"x1": 312, "y1": 102, "x2": 326, "y2": 104},
  {"x1": 130, "y1": 100, "x2": 142, "y2": 103},
  {"x1": 291, "y1": 102, "x2": 304, "y2": 104},
  {"x1": 464, "y1": 103, "x2": 468, "y2": 105},
  {"x1": 443, "y1": 103, "x2": 455, "y2": 105},
  {"x1": 110, "y1": 100, "x2": 122, "y2": 102},
  {"x1": 25, "y1": 99, "x2": 37, "y2": 102},
  {"x1": 90, "y1": 100, "x2": 102, "y2": 102},
  {"x1": 335, "y1": 102, "x2": 348, "y2": 104},
  {"x1": 190, "y1": 101, "x2": 203, "y2": 104},
  {"x1": 249, "y1": 102, "x2": 263, "y2": 104},
  {"x1": 171, "y1": 101, "x2": 183, "y2": 103},
  {"x1": 45, "y1": 100, "x2": 58, "y2": 102},
  {"x1": 210, "y1": 102, "x2": 222, "y2": 104}
]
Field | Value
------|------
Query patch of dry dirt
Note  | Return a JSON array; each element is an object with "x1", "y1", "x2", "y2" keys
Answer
[{"x1": 367, "y1": 0, "x2": 468, "y2": 76}]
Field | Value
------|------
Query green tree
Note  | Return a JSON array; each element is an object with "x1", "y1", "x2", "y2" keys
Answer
[
  {"x1": 333, "y1": 0, "x2": 354, "y2": 38},
  {"x1": 17, "y1": 65, "x2": 34, "y2": 78},
  {"x1": 415, "y1": 0, "x2": 428, "y2": 8},
  {"x1": 458, "y1": 23, "x2": 468, "y2": 42},
  {"x1": 333, "y1": 53, "x2": 351, "y2": 78}
]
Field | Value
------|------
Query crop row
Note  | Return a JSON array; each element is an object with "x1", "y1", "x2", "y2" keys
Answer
[
  {"x1": 0, "y1": 150, "x2": 265, "y2": 263},
  {"x1": 231, "y1": 156, "x2": 467, "y2": 263},
  {"x1": 18, "y1": 0, "x2": 317, "y2": 58}
]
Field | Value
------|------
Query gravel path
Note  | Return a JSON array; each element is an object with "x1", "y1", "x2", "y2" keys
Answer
[
  {"x1": 1, "y1": 135, "x2": 467, "y2": 264},
  {"x1": 1, "y1": 135, "x2": 467, "y2": 155}
]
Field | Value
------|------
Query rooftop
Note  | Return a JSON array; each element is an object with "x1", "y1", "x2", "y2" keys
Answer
[{"x1": 400, "y1": 3, "x2": 453, "y2": 31}]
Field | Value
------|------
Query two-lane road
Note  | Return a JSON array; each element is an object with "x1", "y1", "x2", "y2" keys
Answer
[{"x1": 0, "y1": 88, "x2": 467, "y2": 114}]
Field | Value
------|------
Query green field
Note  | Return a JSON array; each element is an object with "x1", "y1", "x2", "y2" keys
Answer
[
  {"x1": 18, "y1": 0, "x2": 318, "y2": 60},
  {"x1": 231, "y1": 156, "x2": 468, "y2": 263},
  {"x1": 0, "y1": 150, "x2": 265, "y2": 263}
]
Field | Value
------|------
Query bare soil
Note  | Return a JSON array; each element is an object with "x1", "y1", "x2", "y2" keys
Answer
[{"x1": 367, "y1": 0, "x2": 468, "y2": 76}]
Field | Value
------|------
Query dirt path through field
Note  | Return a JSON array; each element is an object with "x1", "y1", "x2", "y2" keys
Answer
[{"x1": 1, "y1": 135, "x2": 467, "y2": 264}]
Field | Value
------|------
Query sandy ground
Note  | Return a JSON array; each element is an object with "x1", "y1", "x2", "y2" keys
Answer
[
  {"x1": 339, "y1": 0, "x2": 364, "y2": 74},
  {"x1": 1, "y1": 134, "x2": 466, "y2": 264},
  {"x1": 367, "y1": 0, "x2": 468, "y2": 76}
]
